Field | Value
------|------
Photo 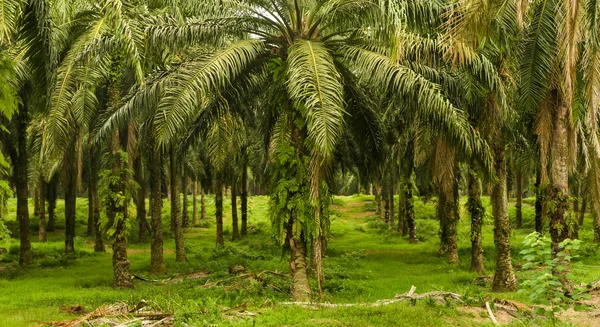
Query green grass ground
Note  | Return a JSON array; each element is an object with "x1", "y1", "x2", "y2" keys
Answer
[{"x1": 0, "y1": 194, "x2": 598, "y2": 326}]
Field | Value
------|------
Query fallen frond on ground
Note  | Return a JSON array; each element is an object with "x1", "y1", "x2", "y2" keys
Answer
[{"x1": 42, "y1": 301, "x2": 174, "y2": 327}]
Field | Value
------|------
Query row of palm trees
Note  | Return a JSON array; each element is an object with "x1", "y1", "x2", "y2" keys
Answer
[{"x1": 1, "y1": 0, "x2": 600, "y2": 301}]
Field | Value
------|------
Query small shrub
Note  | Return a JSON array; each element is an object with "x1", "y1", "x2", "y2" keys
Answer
[{"x1": 519, "y1": 232, "x2": 589, "y2": 325}]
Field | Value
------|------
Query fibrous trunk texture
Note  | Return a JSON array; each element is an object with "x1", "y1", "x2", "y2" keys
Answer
[
  {"x1": 405, "y1": 177, "x2": 417, "y2": 243},
  {"x1": 47, "y1": 177, "x2": 57, "y2": 232},
  {"x1": 515, "y1": 169, "x2": 523, "y2": 229},
  {"x1": 467, "y1": 170, "x2": 484, "y2": 273},
  {"x1": 215, "y1": 177, "x2": 224, "y2": 247},
  {"x1": 231, "y1": 179, "x2": 239, "y2": 240},
  {"x1": 135, "y1": 158, "x2": 148, "y2": 243},
  {"x1": 446, "y1": 176, "x2": 460, "y2": 265},
  {"x1": 491, "y1": 138, "x2": 517, "y2": 292},
  {"x1": 11, "y1": 103, "x2": 31, "y2": 266},
  {"x1": 580, "y1": 191, "x2": 586, "y2": 226},
  {"x1": 108, "y1": 128, "x2": 133, "y2": 288},
  {"x1": 241, "y1": 156, "x2": 248, "y2": 237},
  {"x1": 90, "y1": 148, "x2": 104, "y2": 252},
  {"x1": 388, "y1": 184, "x2": 395, "y2": 229},
  {"x1": 192, "y1": 181, "x2": 198, "y2": 225},
  {"x1": 288, "y1": 220, "x2": 311, "y2": 302},
  {"x1": 170, "y1": 148, "x2": 186, "y2": 261},
  {"x1": 437, "y1": 186, "x2": 449, "y2": 257},
  {"x1": 201, "y1": 186, "x2": 207, "y2": 220},
  {"x1": 64, "y1": 141, "x2": 77, "y2": 255},
  {"x1": 548, "y1": 98, "x2": 572, "y2": 283},
  {"x1": 535, "y1": 170, "x2": 543, "y2": 233},
  {"x1": 182, "y1": 176, "x2": 189, "y2": 228},
  {"x1": 149, "y1": 145, "x2": 166, "y2": 275},
  {"x1": 38, "y1": 177, "x2": 46, "y2": 243}
]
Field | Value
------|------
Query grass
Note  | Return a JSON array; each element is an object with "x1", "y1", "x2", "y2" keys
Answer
[{"x1": 0, "y1": 193, "x2": 598, "y2": 326}]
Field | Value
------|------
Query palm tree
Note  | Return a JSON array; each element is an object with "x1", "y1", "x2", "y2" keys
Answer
[
  {"x1": 106, "y1": 0, "x2": 491, "y2": 300},
  {"x1": 1, "y1": 0, "x2": 55, "y2": 266}
]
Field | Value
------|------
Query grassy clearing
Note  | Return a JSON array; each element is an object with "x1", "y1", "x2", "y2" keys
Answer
[{"x1": 0, "y1": 194, "x2": 598, "y2": 326}]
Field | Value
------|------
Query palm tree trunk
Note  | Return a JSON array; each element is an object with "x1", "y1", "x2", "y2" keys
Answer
[
  {"x1": 201, "y1": 185, "x2": 207, "y2": 220},
  {"x1": 437, "y1": 186, "x2": 449, "y2": 257},
  {"x1": 87, "y1": 170, "x2": 94, "y2": 237},
  {"x1": 38, "y1": 177, "x2": 46, "y2": 243},
  {"x1": 149, "y1": 144, "x2": 166, "y2": 275},
  {"x1": 64, "y1": 141, "x2": 77, "y2": 254},
  {"x1": 215, "y1": 176, "x2": 224, "y2": 247},
  {"x1": 182, "y1": 176, "x2": 189, "y2": 228},
  {"x1": 89, "y1": 146, "x2": 104, "y2": 252},
  {"x1": 535, "y1": 170, "x2": 543, "y2": 233},
  {"x1": 579, "y1": 190, "x2": 586, "y2": 226},
  {"x1": 192, "y1": 181, "x2": 198, "y2": 225},
  {"x1": 549, "y1": 97, "x2": 572, "y2": 272},
  {"x1": 515, "y1": 168, "x2": 523, "y2": 229},
  {"x1": 34, "y1": 187, "x2": 40, "y2": 217},
  {"x1": 241, "y1": 152, "x2": 248, "y2": 237},
  {"x1": 288, "y1": 218, "x2": 311, "y2": 301},
  {"x1": 170, "y1": 147, "x2": 186, "y2": 261},
  {"x1": 374, "y1": 185, "x2": 381, "y2": 215},
  {"x1": 467, "y1": 170, "x2": 485, "y2": 273},
  {"x1": 397, "y1": 190, "x2": 404, "y2": 232},
  {"x1": 405, "y1": 177, "x2": 417, "y2": 243},
  {"x1": 47, "y1": 177, "x2": 57, "y2": 232},
  {"x1": 109, "y1": 131, "x2": 133, "y2": 288},
  {"x1": 446, "y1": 174, "x2": 460, "y2": 265},
  {"x1": 491, "y1": 138, "x2": 517, "y2": 291},
  {"x1": 11, "y1": 104, "x2": 32, "y2": 266},
  {"x1": 388, "y1": 183, "x2": 394, "y2": 229},
  {"x1": 231, "y1": 178, "x2": 239, "y2": 240},
  {"x1": 135, "y1": 158, "x2": 148, "y2": 243}
]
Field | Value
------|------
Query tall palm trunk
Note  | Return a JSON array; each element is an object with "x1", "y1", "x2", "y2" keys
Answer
[
  {"x1": 192, "y1": 181, "x2": 198, "y2": 225},
  {"x1": 446, "y1": 175, "x2": 460, "y2": 265},
  {"x1": 388, "y1": 183, "x2": 394, "y2": 229},
  {"x1": 149, "y1": 144, "x2": 166, "y2": 274},
  {"x1": 437, "y1": 186, "x2": 449, "y2": 257},
  {"x1": 515, "y1": 168, "x2": 523, "y2": 229},
  {"x1": 405, "y1": 175, "x2": 417, "y2": 243},
  {"x1": 89, "y1": 147, "x2": 104, "y2": 252},
  {"x1": 135, "y1": 158, "x2": 148, "y2": 243},
  {"x1": 491, "y1": 138, "x2": 517, "y2": 291},
  {"x1": 231, "y1": 178, "x2": 239, "y2": 240},
  {"x1": 87, "y1": 169, "x2": 94, "y2": 237},
  {"x1": 397, "y1": 190, "x2": 404, "y2": 232},
  {"x1": 182, "y1": 176, "x2": 189, "y2": 228},
  {"x1": 170, "y1": 147, "x2": 186, "y2": 261},
  {"x1": 109, "y1": 130, "x2": 133, "y2": 288},
  {"x1": 241, "y1": 150, "x2": 248, "y2": 237},
  {"x1": 107, "y1": 129, "x2": 133, "y2": 288},
  {"x1": 288, "y1": 218, "x2": 311, "y2": 301},
  {"x1": 579, "y1": 190, "x2": 586, "y2": 226},
  {"x1": 201, "y1": 185, "x2": 207, "y2": 220},
  {"x1": 467, "y1": 170, "x2": 484, "y2": 273},
  {"x1": 374, "y1": 185, "x2": 381, "y2": 215},
  {"x1": 549, "y1": 97, "x2": 572, "y2": 272},
  {"x1": 34, "y1": 187, "x2": 40, "y2": 217},
  {"x1": 535, "y1": 170, "x2": 543, "y2": 233},
  {"x1": 47, "y1": 177, "x2": 57, "y2": 232},
  {"x1": 38, "y1": 177, "x2": 46, "y2": 243},
  {"x1": 215, "y1": 176, "x2": 224, "y2": 247},
  {"x1": 10, "y1": 102, "x2": 32, "y2": 265},
  {"x1": 64, "y1": 140, "x2": 77, "y2": 254}
]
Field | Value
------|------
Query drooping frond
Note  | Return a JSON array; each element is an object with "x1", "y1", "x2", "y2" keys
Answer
[
  {"x1": 153, "y1": 39, "x2": 267, "y2": 146},
  {"x1": 519, "y1": 0, "x2": 558, "y2": 113},
  {"x1": 343, "y1": 45, "x2": 491, "y2": 170},
  {"x1": 0, "y1": 0, "x2": 20, "y2": 45},
  {"x1": 287, "y1": 39, "x2": 345, "y2": 162}
]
